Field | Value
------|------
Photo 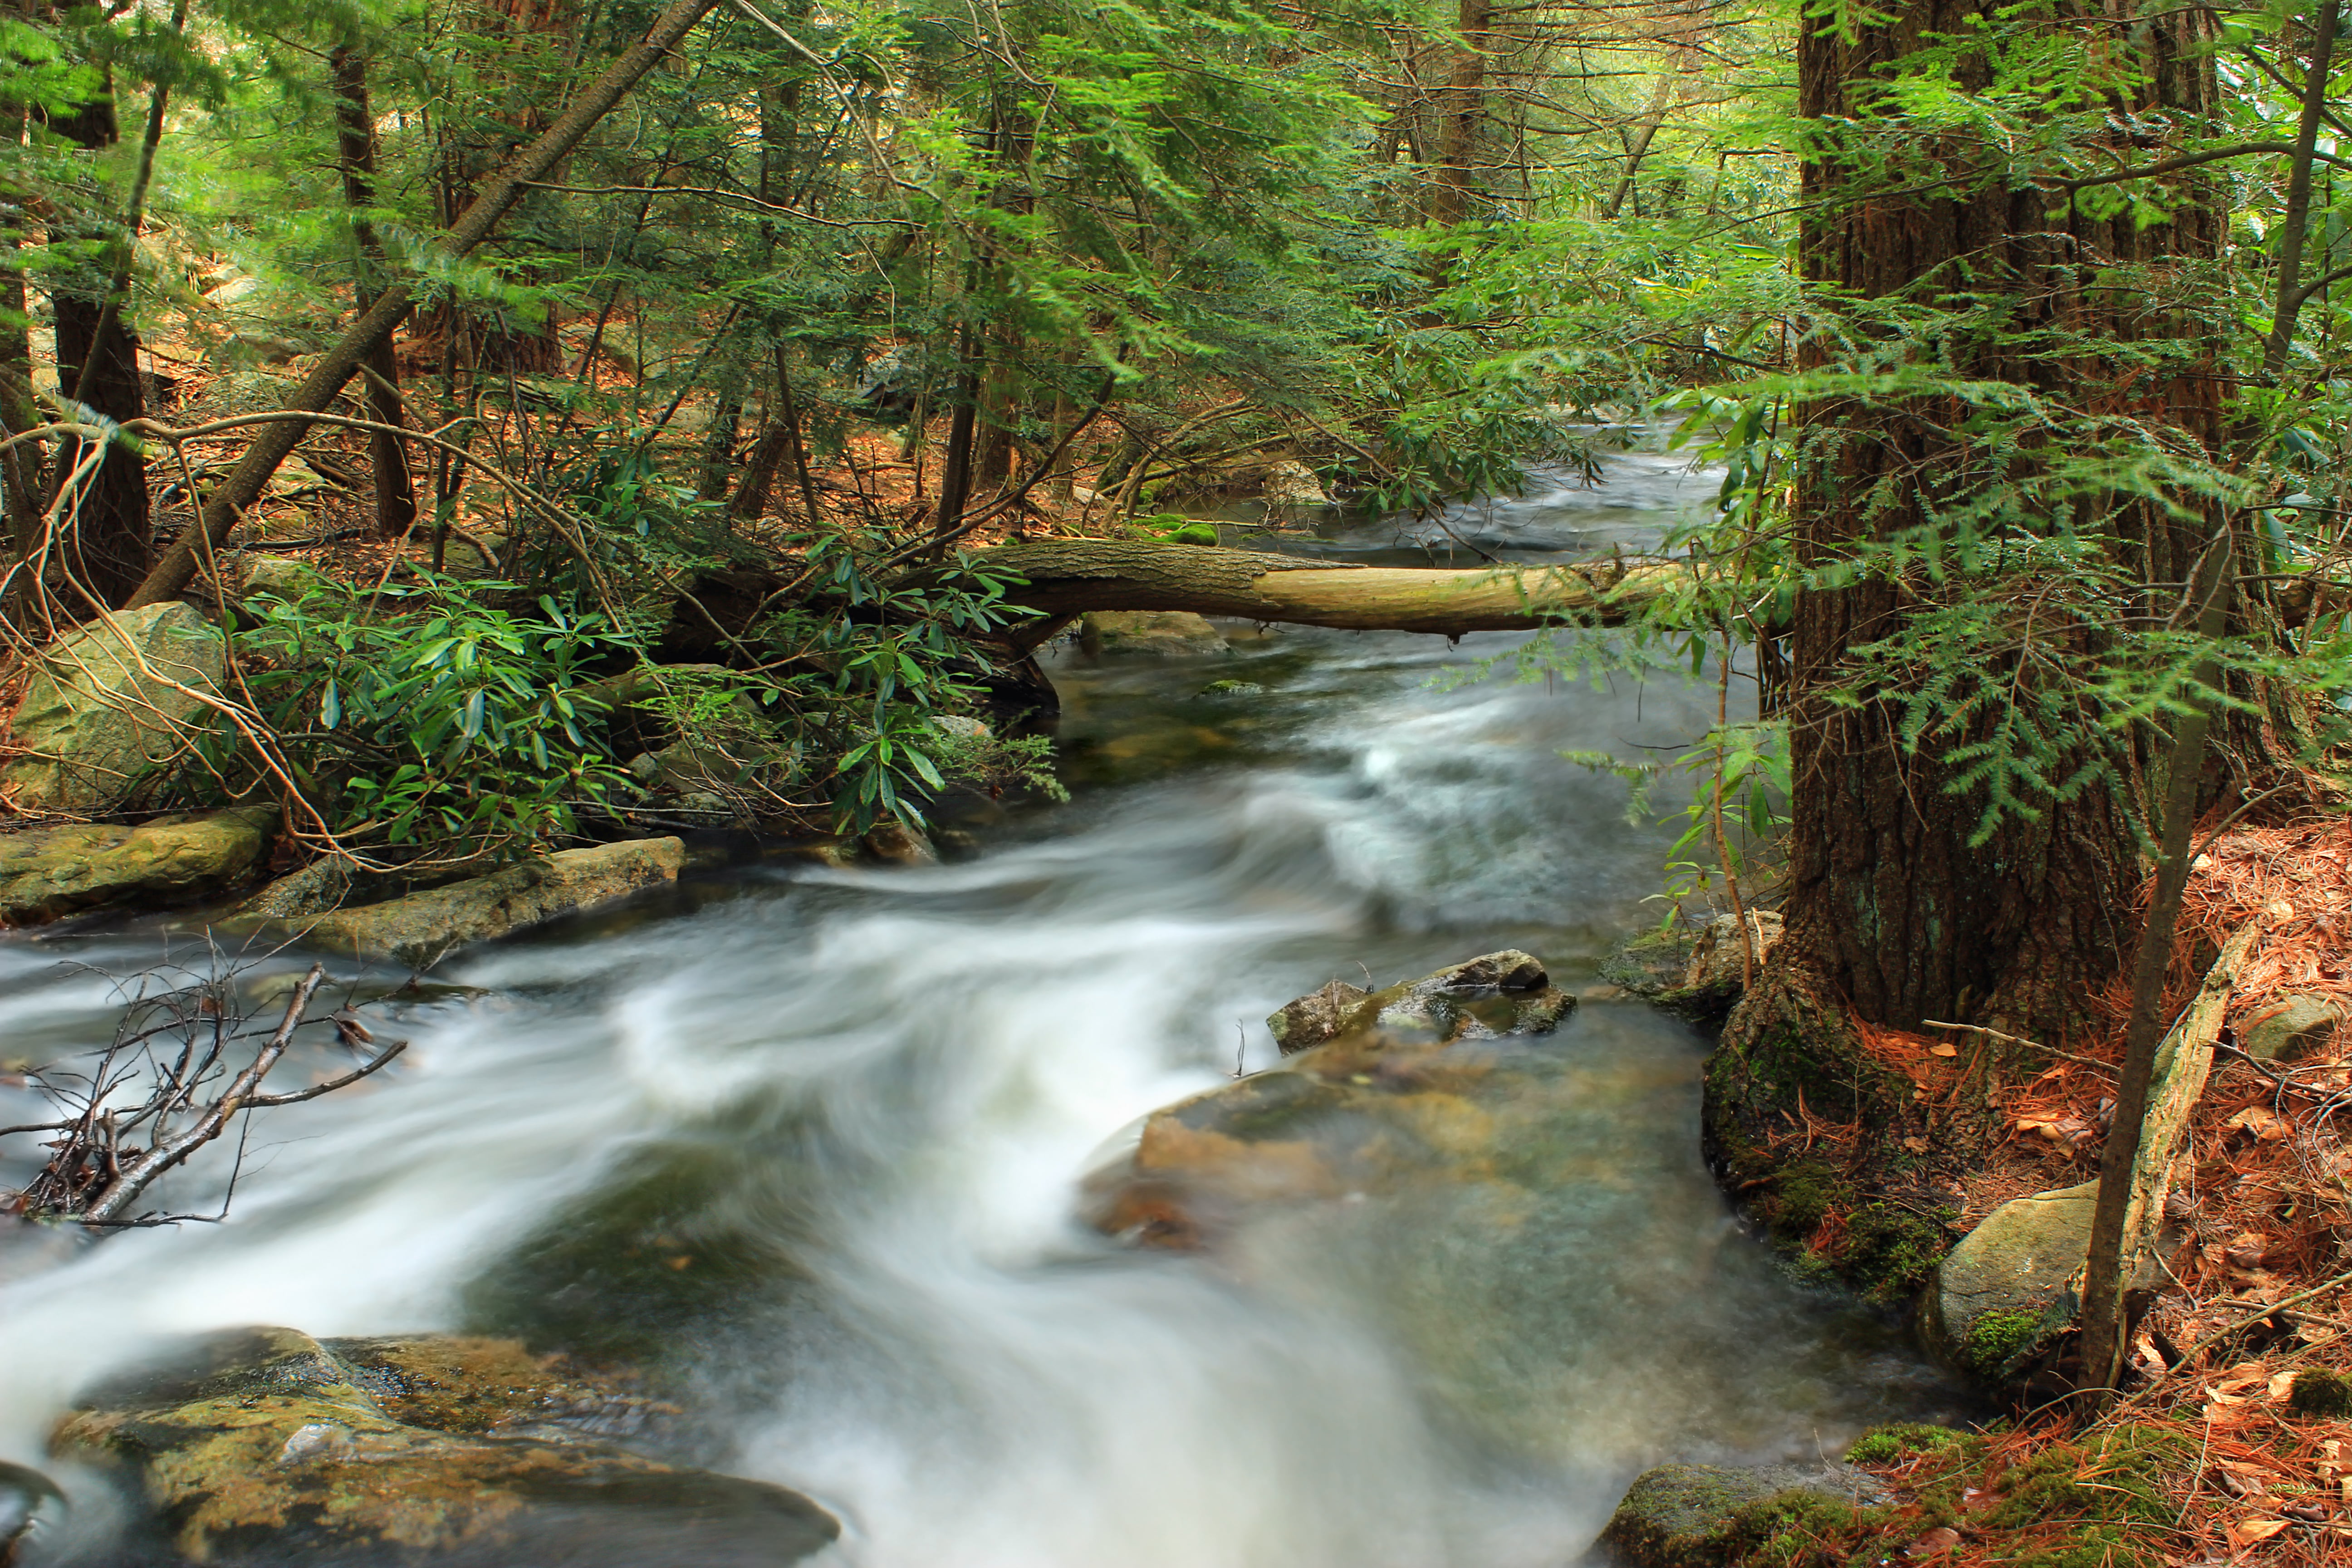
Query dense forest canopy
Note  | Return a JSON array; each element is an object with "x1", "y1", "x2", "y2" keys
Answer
[{"x1": 0, "y1": 0, "x2": 2346, "y2": 940}]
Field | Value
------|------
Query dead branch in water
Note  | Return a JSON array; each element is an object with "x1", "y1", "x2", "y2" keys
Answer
[{"x1": 1, "y1": 958, "x2": 405, "y2": 1227}]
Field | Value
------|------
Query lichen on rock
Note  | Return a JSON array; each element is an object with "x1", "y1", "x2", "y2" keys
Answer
[
  {"x1": 51, "y1": 1325, "x2": 838, "y2": 1567},
  {"x1": 1, "y1": 603, "x2": 228, "y2": 814},
  {"x1": 0, "y1": 805, "x2": 276, "y2": 926}
]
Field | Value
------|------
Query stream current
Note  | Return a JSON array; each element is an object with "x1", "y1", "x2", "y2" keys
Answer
[{"x1": 0, "y1": 440, "x2": 1965, "y2": 1566}]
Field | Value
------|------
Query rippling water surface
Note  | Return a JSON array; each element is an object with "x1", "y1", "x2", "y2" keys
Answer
[{"x1": 0, "y1": 449, "x2": 1961, "y2": 1566}]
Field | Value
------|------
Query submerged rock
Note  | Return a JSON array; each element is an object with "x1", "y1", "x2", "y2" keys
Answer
[
  {"x1": 54, "y1": 1326, "x2": 838, "y2": 1567},
  {"x1": 1921, "y1": 1180, "x2": 2096, "y2": 1381},
  {"x1": 1078, "y1": 610, "x2": 1229, "y2": 657},
  {"x1": 1, "y1": 603, "x2": 227, "y2": 813},
  {"x1": 1600, "y1": 1461, "x2": 1891, "y2": 1568},
  {"x1": 0, "y1": 805, "x2": 276, "y2": 926},
  {"x1": 2242, "y1": 995, "x2": 2341, "y2": 1063},
  {"x1": 273, "y1": 838, "x2": 686, "y2": 967},
  {"x1": 862, "y1": 819, "x2": 937, "y2": 865},
  {"x1": 1089, "y1": 951, "x2": 1576, "y2": 1245}
]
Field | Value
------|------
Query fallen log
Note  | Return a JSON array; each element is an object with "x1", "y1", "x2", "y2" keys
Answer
[{"x1": 966, "y1": 539, "x2": 1681, "y2": 634}]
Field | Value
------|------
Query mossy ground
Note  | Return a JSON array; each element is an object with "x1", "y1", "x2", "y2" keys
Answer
[{"x1": 1650, "y1": 1424, "x2": 2187, "y2": 1568}]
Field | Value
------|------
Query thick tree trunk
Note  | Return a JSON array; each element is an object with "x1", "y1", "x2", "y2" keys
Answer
[
  {"x1": 331, "y1": 43, "x2": 418, "y2": 539},
  {"x1": 1764, "y1": 0, "x2": 2226, "y2": 1039},
  {"x1": 1426, "y1": 0, "x2": 1492, "y2": 229},
  {"x1": 961, "y1": 539, "x2": 1672, "y2": 632}
]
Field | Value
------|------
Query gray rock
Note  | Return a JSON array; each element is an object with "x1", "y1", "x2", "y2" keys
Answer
[
  {"x1": 1601, "y1": 1462, "x2": 1891, "y2": 1568},
  {"x1": 1922, "y1": 1180, "x2": 2096, "y2": 1379},
  {"x1": 273, "y1": 838, "x2": 686, "y2": 967},
  {"x1": 1200, "y1": 679, "x2": 1264, "y2": 697},
  {"x1": 54, "y1": 1326, "x2": 838, "y2": 1567},
  {"x1": 234, "y1": 855, "x2": 476, "y2": 921},
  {"x1": 1079, "y1": 611, "x2": 1229, "y2": 657},
  {"x1": 1681, "y1": 910, "x2": 1784, "y2": 994},
  {"x1": 0, "y1": 603, "x2": 228, "y2": 813},
  {"x1": 932, "y1": 714, "x2": 991, "y2": 741},
  {"x1": 1259, "y1": 458, "x2": 1329, "y2": 509},
  {"x1": 1266, "y1": 979, "x2": 1369, "y2": 1054},
  {"x1": 2243, "y1": 995, "x2": 2341, "y2": 1063},
  {"x1": 0, "y1": 806, "x2": 276, "y2": 926},
  {"x1": 1353, "y1": 949, "x2": 1573, "y2": 1043}
]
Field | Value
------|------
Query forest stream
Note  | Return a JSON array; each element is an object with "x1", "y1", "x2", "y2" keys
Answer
[{"x1": 0, "y1": 444, "x2": 1969, "y2": 1566}]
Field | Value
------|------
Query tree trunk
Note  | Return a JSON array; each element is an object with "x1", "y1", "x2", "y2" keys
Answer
[
  {"x1": 43, "y1": 61, "x2": 151, "y2": 610},
  {"x1": 1426, "y1": 0, "x2": 1492, "y2": 229},
  {"x1": 1759, "y1": 0, "x2": 2227, "y2": 1040},
  {"x1": 331, "y1": 43, "x2": 418, "y2": 539}
]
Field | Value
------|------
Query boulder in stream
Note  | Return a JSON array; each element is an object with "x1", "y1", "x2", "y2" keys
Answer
[
  {"x1": 270, "y1": 838, "x2": 687, "y2": 967},
  {"x1": 52, "y1": 1325, "x2": 839, "y2": 1566},
  {"x1": 1089, "y1": 950, "x2": 1576, "y2": 1245},
  {"x1": 0, "y1": 805, "x2": 276, "y2": 926},
  {"x1": 1599, "y1": 1461, "x2": 1891, "y2": 1568},
  {"x1": 1920, "y1": 1179, "x2": 2096, "y2": 1382},
  {"x1": 1, "y1": 603, "x2": 227, "y2": 813}
]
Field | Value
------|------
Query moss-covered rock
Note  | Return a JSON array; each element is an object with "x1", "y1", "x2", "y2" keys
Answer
[
  {"x1": 1598, "y1": 1461, "x2": 1891, "y2": 1568},
  {"x1": 265, "y1": 838, "x2": 687, "y2": 967},
  {"x1": 0, "y1": 603, "x2": 228, "y2": 813},
  {"x1": 52, "y1": 1325, "x2": 838, "y2": 1567},
  {"x1": 1078, "y1": 610, "x2": 1229, "y2": 656},
  {"x1": 2290, "y1": 1368, "x2": 2352, "y2": 1417},
  {"x1": 0, "y1": 805, "x2": 276, "y2": 926},
  {"x1": 1704, "y1": 975, "x2": 1955, "y2": 1302},
  {"x1": 1919, "y1": 1181, "x2": 2096, "y2": 1383},
  {"x1": 2243, "y1": 996, "x2": 2342, "y2": 1063}
]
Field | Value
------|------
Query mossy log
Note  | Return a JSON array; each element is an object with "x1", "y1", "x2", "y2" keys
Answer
[{"x1": 966, "y1": 539, "x2": 1680, "y2": 634}]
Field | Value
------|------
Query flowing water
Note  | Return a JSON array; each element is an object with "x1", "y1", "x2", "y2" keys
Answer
[{"x1": 0, "y1": 443, "x2": 1965, "y2": 1566}]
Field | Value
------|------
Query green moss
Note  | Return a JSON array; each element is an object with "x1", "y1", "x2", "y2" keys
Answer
[
  {"x1": 1965, "y1": 1309, "x2": 2044, "y2": 1377},
  {"x1": 2289, "y1": 1368, "x2": 2352, "y2": 1417},
  {"x1": 1842, "y1": 1425, "x2": 1967, "y2": 1466},
  {"x1": 1980, "y1": 1426, "x2": 2185, "y2": 1532},
  {"x1": 1720, "y1": 1490, "x2": 1887, "y2": 1568}
]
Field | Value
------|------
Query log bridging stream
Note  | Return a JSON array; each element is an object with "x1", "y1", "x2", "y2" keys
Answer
[{"x1": 964, "y1": 539, "x2": 1681, "y2": 634}]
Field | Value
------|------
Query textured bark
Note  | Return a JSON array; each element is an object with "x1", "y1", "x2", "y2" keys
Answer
[
  {"x1": 44, "y1": 64, "x2": 151, "y2": 608},
  {"x1": 331, "y1": 44, "x2": 418, "y2": 539},
  {"x1": 1768, "y1": 0, "x2": 2226, "y2": 1039},
  {"x1": 1426, "y1": 0, "x2": 1492, "y2": 227}
]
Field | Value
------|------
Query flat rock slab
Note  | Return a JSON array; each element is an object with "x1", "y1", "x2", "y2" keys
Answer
[
  {"x1": 1090, "y1": 950, "x2": 1578, "y2": 1246},
  {"x1": 56, "y1": 1326, "x2": 838, "y2": 1567},
  {"x1": 1924, "y1": 1179, "x2": 2097, "y2": 1378},
  {"x1": 1, "y1": 603, "x2": 227, "y2": 813},
  {"x1": 275, "y1": 838, "x2": 686, "y2": 967},
  {"x1": 0, "y1": 805, "x2": 275, "y2": 926},
  {"x1": 1601, "y1": 1462, "x2": 1891, "y2": 1568}
]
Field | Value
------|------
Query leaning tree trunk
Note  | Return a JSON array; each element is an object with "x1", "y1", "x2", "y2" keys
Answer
[
  {"x1": 1757, "y1": 0, "x2": 2228, "y2": 1043},
  {"x1": 43, "y1": 60, "x2": 152, "y2": 610}
]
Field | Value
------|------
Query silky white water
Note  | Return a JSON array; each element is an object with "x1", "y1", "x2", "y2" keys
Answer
[{"x1": 0, "y1": 449, "x2": 1961, "y2": 1566}]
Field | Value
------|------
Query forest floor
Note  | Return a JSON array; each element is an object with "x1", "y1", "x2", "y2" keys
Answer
[{"x1": 1793, "y1": 814, "x2": 2352, "y2": 1566}]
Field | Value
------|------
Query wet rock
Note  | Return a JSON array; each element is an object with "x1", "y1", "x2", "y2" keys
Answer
[
  {"x1": 2242, "y1": 996, "x2": 2341, "y2": 1063},
  {"x1": 931, "y1": 714, "x2": 991, "y2": 741},
  {"x1": 1921, "y1": 1180, "x2": 2096, "y2": 1381},
  {"x1": 235, "y1": 856, "x2": 477, "y2": 922},
  {"x1": 0, "y1": 603, "x2": 227, "y2": 813},
  {"x1": 1266, "y1": 979, "x2": 1369, "y2": 1054},
  {"x1": 276, "y1": 838, "x2": 687, "y2": 967},
  {"x1": 1092, "y1": 951, "x2": 1576, "y2": 1246},
  {"x1": 1600, "y1": 1461, "x2": 1891, "y2": 1568},
  {"x1": 0, "y1": 805, "x2": 276, "y2": 926},
  {"x1": 1078, "y1": 611, "x2": 1229, "y2": 657},
  {"x1": 1200, "y1": 679, "x2": 1264, "y2": 697},
  {"x1": 0, "y1": 1459, "x2": 64, "y2": 1565},
  {"x1": 862, "y1": 819, "x2": 937, "y2": 865},
  {"x1": 1351, "y1": 949, "x2": 1571, "y2": 1043},
  {"x1": 54, "y1": 1326, "x2": 838, "y2": 1567},
  {"x1": 1681, "y1": 910, "x2": 1783, "y2": 995}
]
